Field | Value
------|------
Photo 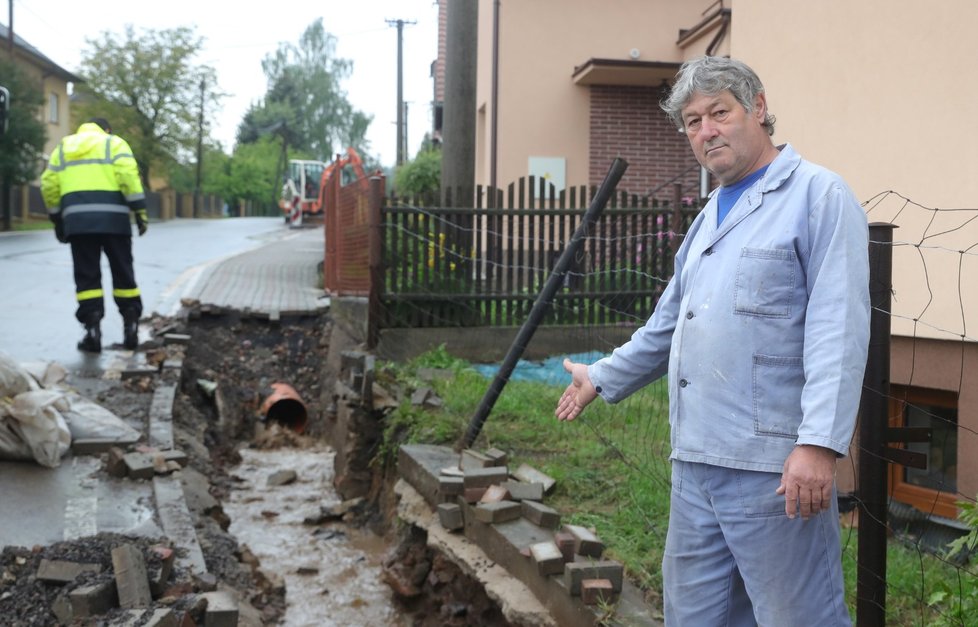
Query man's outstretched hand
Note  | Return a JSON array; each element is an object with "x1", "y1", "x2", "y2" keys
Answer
[{"x1": 555, "y1": 358, "x2": 598, "y2": 421}]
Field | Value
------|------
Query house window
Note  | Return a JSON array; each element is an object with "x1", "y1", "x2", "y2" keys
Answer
[
  {"x1": 888, "y1": 386, "x2": 959, "y2": 519},
  {"x1": 48, "y1": 93, "x2": 59, "y2": 124}
]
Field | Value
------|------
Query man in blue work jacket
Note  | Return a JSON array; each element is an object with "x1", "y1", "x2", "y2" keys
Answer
[
  {"x1": 556, "y1": 57, "x2": 869, "y2": 626},
  {"x1": 42, "y1": 117, "x2": 148, "y2": 353}
]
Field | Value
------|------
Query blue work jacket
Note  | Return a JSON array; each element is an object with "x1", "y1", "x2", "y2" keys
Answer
[{"x1": 589, "y1": 144, "x2": 870, "y2": 473}]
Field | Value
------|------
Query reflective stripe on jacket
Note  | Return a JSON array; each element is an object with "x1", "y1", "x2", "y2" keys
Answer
[{"x1": 41, "y1": 122, "x2": 146, "y2": 237}]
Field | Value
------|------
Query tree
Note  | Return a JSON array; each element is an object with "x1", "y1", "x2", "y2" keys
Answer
[
  {"x1": 0, "y1": 59, "x2": 46, "y2": 230},
  {"x1": 394, "y1": 147, "x2": 441, "y2": 197},
  {"x1": 241, "y1": 19, "x2": 371, "y2": 161},
  {"x1": 74, "y1": 25, "x2": 221, "y2": 189}
]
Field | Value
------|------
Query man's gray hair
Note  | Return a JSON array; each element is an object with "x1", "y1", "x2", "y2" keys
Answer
[{"x1": 661, "y1": 56, "x2": 776, "y2": 136}]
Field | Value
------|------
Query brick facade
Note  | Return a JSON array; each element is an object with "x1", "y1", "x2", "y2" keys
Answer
[{"x1": 588, "y1": 85, "x2": 704, "y2": 202}]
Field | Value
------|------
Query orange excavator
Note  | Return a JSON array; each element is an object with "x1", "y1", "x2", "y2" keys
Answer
[{"x1": 279, "y1": 146, "x2": 366, "y2": 227}]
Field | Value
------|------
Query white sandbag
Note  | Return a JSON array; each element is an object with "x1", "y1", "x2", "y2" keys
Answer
[
  {"x1": 0, "y1": 351, "x2": 36, "y2": 397},
  {"x1": 4, "y1": 390, "x2": 72, "y2": 468},
  {"x1": 61, "y1": 392, "x2": 140, "y2": 442},
  {"x1": 20, "y1": 361, "x2": 68, "y2": 388}
]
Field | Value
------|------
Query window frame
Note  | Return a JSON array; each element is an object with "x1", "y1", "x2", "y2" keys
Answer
[
  {"x1": 887, "y1": 385, "x2": 959, "y2": 519},
  {"x1": 48, "y1": 92, "x2": 59, "y2": 124}
]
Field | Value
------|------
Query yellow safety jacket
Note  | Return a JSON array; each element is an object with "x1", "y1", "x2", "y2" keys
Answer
[{"x1": 41, "y1": 122, "x2": 146, "y2": 237}]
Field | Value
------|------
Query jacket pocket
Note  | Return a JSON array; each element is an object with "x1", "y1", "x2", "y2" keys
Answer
[
  {"x1": 733, "y1": 247, "x2": 796, "y2": 318},
  {"x1": 752, "y1": 354, "x2": 804, "y2": 438}
]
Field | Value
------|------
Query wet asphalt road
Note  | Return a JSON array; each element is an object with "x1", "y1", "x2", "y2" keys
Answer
[{"x1": 0, "y1": 217, "x2": 289, "y2": 373}]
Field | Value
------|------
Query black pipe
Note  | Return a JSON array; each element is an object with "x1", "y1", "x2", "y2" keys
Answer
[
  {"x1": 856, "y1": 222, "x2": 895, "y2": 627},
  {"x1": 460, "y1": 158, "x2": 628, "y2": 450}
]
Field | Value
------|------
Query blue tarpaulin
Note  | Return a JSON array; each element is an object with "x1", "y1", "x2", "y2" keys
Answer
[{"x1": 471, "y1": 351, "x2": 610, "y2": 387}]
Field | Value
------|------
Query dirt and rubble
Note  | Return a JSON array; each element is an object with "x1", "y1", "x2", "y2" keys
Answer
[{"x1": 0, "y1": 309, "x2": 514, "y2": 626}]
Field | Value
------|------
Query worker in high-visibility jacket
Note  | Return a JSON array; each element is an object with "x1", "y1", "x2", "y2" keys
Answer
[{"x1": 41, "y1": 117, "x2": 148, "y2": 353}]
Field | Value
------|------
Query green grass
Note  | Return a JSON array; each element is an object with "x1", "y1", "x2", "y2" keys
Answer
[
  {"x1": 380, "y1": 347, "x2": 976, "y2": 622},
  {"x1": 11, "y1": 217, "x2": 53, "y2": 231}
]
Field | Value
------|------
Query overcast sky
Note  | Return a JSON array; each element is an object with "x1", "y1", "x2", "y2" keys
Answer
[{"x1": 8, "y1": 0, "x2": 439, "y2": 167}]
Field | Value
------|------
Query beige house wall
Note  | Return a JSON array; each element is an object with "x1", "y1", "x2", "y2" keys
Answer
[
  {"x1": 474, "y1": 0, "x2": 726, "y2": 190},
  {"x1": 731, "y1": 0, "x2": 978, "y2": 343}
]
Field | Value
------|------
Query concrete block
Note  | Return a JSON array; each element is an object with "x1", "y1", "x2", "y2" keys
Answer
[
  {"x1": 107, "y1": 446, "x2": 129, "y2": 478},
  {"x1": 121, "y1": 366, "x2": 158, "y2": 380},
  {"x1": 438, "y1": 475, "x2": 463, "y2": 497},
  {"x1": 501, "y1": 480, "x2": 544, "y2": 502},
  {"x1": 564, "y1": 524, "x2": 605, "y2": 558},
  {"x1": 563, "y1": 561, "x2": 623, "y2": 596},
  {"x1": 143, "y1": 608, "x2": 179, "y2": 627},
  {"x1": 69, "y1": 579, "x2": 117, "y2": 616},
  {"x1": 163, "y1": 333, "x2": 191, "y2": 345},
  {"x1": 462, "y1": 487, "x2": 487, "y2": 503},
  {"x1": 149, "y1": 545, "x2": 176, "y2": 597},
  {"x1": 554, "y1": 531, "x2": 576, "y2": 562},
  {"x1": 522, "y1": 500, "x2": 561, "y2": 529},
  {"x1": 529, "y1": 541, "x2": 565, "y2": 576},
  {"x1": 479, "y1": 484, "x2": 510, "y2": 503},
  {"x1": 462, "y1": 466, "x2": 508, "y2": 489},
  {"x1": 473, "y1": 500, "x2": 522, "y2": 524},
  {"x1": 162, "y1": 449, "x2": 189, "y2": 467},
  {"x1": 112, "y1": 544, "x2": 153, "y2": 608},
  {"x1": 202, "y1": 590, "x2": 238, "y2": 627},
  {"x1": 485, "y1": 447, "x2": 508, "y2": 466},
  {"x1": 124, "y1": 452, "x2": 156, "y2": 479},
  {"x1": 73, "y1": 437, "x2": 138, "y2": 455},
  {"x1": 437, "y1": 503, "x2": 464, "y2": 531},
  {"x1": 36, "y1": 559, "x2": 102, "y2": 583},
  {"x1": 460, "y1": 448, "x2": 494, "y2": 470},
  {"x1": 512, "y1": 463, "x2": 556, "y2": 494},
  {"x1": 581, "y1": 578, "x2": 615, "y2": 605}
]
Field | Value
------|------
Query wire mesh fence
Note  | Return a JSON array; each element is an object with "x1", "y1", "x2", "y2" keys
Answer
[{"x1": 334, "y1": 178, "x2": 978, "y2": 624}]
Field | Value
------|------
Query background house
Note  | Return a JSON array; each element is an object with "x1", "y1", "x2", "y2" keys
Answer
[
  {"x1": 434, "y1": 0, "x2": 975, "y2": 520},
  {"x1": 1, "y1": 23, "x2": 81, "y2": 162}
]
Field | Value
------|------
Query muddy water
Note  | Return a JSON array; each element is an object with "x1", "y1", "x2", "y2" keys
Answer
[{"x1": 225, "y1": 446, "x2": 408, "y2": 626}]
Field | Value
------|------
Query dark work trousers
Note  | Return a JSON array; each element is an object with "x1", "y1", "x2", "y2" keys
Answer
[{"x1": 69, "y1": 234, "x2": 142, "y2": 324}]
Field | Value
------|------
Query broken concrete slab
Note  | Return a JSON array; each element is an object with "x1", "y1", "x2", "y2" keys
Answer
[
  {"x1": 437, "y1": 503, "x2": 464, "y2": 531},
  {"x1": 153, "y1": 475, "x2": 207, "y2": 574},
  {"x1": 502, "y1": 480, "x2": 544, "y2": 502},
  {"x1": 36, "y1": 558, "x2": 102, "y2": 583},
  {"x1": 581, "y1": 578, "x2": 615, "y2": 606},
  {"x1": 462, "y1": 466, "x2": 508, "y2": 489},
  {"x1": 112, "y1": 544, "x2": 153, "y2": 608},
  {"x1": 124, "y1": 452, "x2": 156, "y2": 479},
  {"x1": 512, "y1": 463, "x2": 556, "y2": 494},
  {"x1": 563, "y1": 560, "x2": 623, "y2": 596},
  {"x1": 529, "y1": 541, "x2": 565, "y2": 576},
  {"x1": 473, "y1": 500, "x2": 522, "y2": 524},
  {"x1": 563, "y1": 524, "x2": 605, "y2": 558},
  {"x1": 69, "y1": 579, "x2": 117, "y2": 617},
  {"x1": 485, "y1": 447, "x2": 508, "y2": 466},
  {"x1": 479, "y1": 484, "x2": 510, "y2": 503},
  {"x1": 72, "y1": 437, "x2": 139, "y2": 456},
  {"x1": 460, "y1": 448, "x2": 494, "y2": 470},
  {"x1": 202, "y1": 590, "x2": 239, "y2": 627},
  {"x1": 148, "y1": 384, "x2": 177, "y2": 451},
  {"x1": 522, "y1": 501, "x2": 561, "y2": 529}
]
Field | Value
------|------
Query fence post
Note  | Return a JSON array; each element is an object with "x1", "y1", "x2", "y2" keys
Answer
[
  {"x1": 459, "y1": 158, "x2": 628, "y2": 450},
  {"x1": 367, "y1": 176, "x2": 384, "y2": 350},
  {"x1": 856, "y1": 222, "x2": 895, "y2": 627}
]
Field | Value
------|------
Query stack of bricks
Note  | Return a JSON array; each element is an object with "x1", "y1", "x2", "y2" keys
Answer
[{"x1": 434, "y1": 447, "x2": 623, "y2": 606}]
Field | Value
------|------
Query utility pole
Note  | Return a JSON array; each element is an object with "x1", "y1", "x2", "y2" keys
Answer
[
  {"x1": 386, "y1": 18, "x2": 415, "y2": 166},
  {"x1": 193, "y1": 77, "x2": 205, "y2": 218},
  {"x1": 441, "y1": 0, "x2": 477, "y2": 205},
  {"x1": 8, "y1": 0, "x2": 14, "y2": 55}
]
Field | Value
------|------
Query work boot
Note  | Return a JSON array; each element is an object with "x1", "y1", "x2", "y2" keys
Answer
[
  {"x1": 77, "y1": 322, "x2": 102, "y2": 353},
  {"x1": 123, "y1": 317, "x2": 139, "y2": 350}
]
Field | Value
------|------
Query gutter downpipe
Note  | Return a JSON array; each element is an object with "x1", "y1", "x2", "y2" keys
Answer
[{"x1": 489, "y1": 0, "x2": 500, "y2": 206}]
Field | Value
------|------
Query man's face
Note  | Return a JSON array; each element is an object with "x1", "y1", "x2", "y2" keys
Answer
[{"x1": 681, "y1": 89, "x2": 771, "y2": 186}]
